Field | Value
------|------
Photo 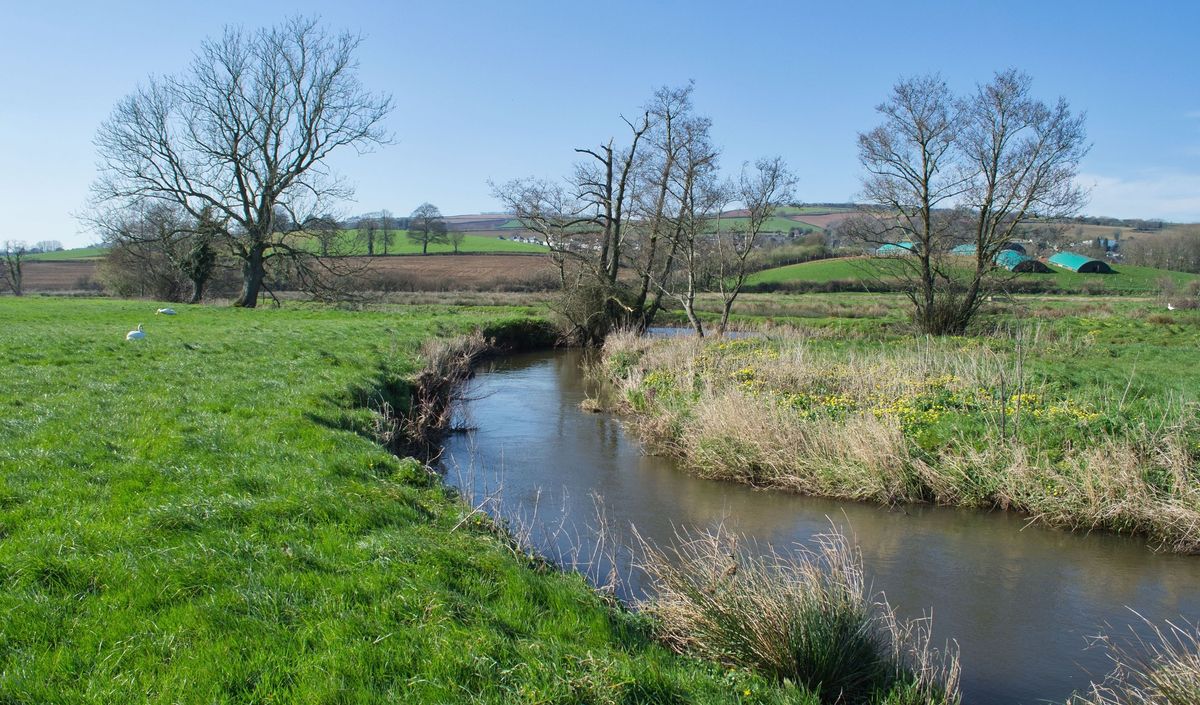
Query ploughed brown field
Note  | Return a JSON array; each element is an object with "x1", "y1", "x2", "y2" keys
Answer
[
  {"x1": 21, "y1": 261, "x2": 100, "y2": 291},
  {"x1": 19, "y1": 253, "x2": 555, "y2": 293},
  {"x1": 351, "y1": 253, "x2": 554, "y2": 290}
]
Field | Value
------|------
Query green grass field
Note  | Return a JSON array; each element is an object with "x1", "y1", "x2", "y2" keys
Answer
[
  {"x1": 314, "y1": 229, "x2": 546, "y2": 255},
  {"x1": 25, "y1": 246, "x2": 108, "y2": 261},
  {"x1": 746, "y1": 255, "x2": 1200, "y2": 293},
  {"x1": 0, "y1": 297, "x2": 811, "y2": 704}
]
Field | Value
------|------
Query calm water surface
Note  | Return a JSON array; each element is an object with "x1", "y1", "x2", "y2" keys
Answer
[{"x1": 441, "y1": 349, "x2": 1200, "y2": 705}]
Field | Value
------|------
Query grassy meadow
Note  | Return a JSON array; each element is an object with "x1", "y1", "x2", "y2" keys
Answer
[
  {"x1": 604, "y1": 296, "x2": 1200, "y2": 551},
  {"x1": 0, "y1": 296, "x2": 828, "y2": 704},
  {"x1": 321, "y1": 230, "x2": 546, "y2": 255},
  {"x1": 25, "y1": 246, "x2": 109, "y2": 261}
]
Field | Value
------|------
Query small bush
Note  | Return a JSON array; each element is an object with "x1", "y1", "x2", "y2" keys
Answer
[{"x1": 638, "y1": 526, "x2": 960, "y2": 704}]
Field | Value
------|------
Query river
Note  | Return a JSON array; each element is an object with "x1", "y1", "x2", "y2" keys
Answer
[{"x1": 441, "y1": 349, "x2": 1200, "y2": 705}]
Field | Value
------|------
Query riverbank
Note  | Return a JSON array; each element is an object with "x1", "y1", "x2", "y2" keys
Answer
[
  {"x1": 0, "y1": 297, "x2": 809, "y2": 703},
  {"x1": 599, "y1": 309, "x2": 1200, "y2": 552}
]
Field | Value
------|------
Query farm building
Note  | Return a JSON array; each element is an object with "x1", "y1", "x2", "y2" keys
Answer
[
  {"x1": 1047, "y1": 251, "x2": 1114, "y2": 273},
  {"x1": 877, "y1": 242, "x2": 917, "y2": 256},
  {"x1": 994, "y1": 249, "x2": 1051, "y2": 273}
]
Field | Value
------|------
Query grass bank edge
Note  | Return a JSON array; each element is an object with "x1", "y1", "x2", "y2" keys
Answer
[
  {"x1": 596, "y1": 324, "x2": 1200, "y2": 553},
  {"x1": 0, "y1": 298, "x2": 804, "y2": 704}
]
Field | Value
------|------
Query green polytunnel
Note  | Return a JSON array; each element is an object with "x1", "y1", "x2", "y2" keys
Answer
[
  {"x1": 994, "y1": 249, "x2": 1051, "y2": 272},
  {"x1": 877, "y1": 242, "x2": 917, "y2": 256},
  {"x1": 1047, "y1": 251, "x2": 1114, "y2": 273}
]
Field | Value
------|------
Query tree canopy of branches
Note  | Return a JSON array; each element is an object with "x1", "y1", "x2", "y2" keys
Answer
[
  {"x1": 495, "y1": 84, "x2": 794, "y2": 344},
  {"x1": 855, "y1": 69, "x2": 1088, "y2": 335},
  {"x1": 88, "y1": 16, "x2": 392, "y2": 307},
  {"x1": 93, "y1": 203, "x2": 223, "y2": 303},
  {"x1": 408, "y1": 203, "x2": 448, "y2": 254},
  {"x1": 1, "y1": 241, "x2": 28, "y2": 296}
]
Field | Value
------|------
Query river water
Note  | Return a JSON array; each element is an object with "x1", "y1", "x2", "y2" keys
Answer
[{"x1": 441, "y1": 349, "x2": 1200, "y2": 705}]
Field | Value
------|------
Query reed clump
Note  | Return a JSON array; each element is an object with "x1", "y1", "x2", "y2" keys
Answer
[
  {"x1": 601, "y1": 328, "x2": 1200, "y2": 551},
  {"x1": 1069, "y1": 617, "x2": 1200, "y2": 705},
  {"x1": 637, "y1": 526, "x2": 961, "y2": 705}
]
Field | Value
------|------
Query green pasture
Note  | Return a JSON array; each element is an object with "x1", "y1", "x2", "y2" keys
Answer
[
  {"x1": 0, "y1": 297, "x2": 803, "y2": 704},
  {"x1": 746, "y1": 255, "x2": 1200, "y2": 293}
]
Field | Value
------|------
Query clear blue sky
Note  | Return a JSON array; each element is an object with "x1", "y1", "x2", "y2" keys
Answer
[{"x1": 3, "y1": 0, "x2": 1199, "y2": 247}]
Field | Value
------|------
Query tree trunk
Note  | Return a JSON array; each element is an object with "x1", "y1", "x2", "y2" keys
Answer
[
  {"x1": 187, "y1": 276, "x2": 205, "y2": 304},
  {"x1": 235, "y1": 245, "x2": 267, "y2": 307}
]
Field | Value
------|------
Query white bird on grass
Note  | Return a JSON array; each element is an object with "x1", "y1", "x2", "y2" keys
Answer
[
  {"x1": 156, "y1": 308, "x2": 177, "y2": 315},
  {"x1": 126, "y1": 324, "x2": 145, "y2": 341},
  {"x1": 1167, "y1": 303, "x2": 1176, "y2": 311}
]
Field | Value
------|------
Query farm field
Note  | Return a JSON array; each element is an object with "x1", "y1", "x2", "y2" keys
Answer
[
  {"x1": 0, "y1": 297, "x2": 811, "y2": 704},
  {"x1": 18, "y1": 253, "x2": 554, "y2": 294},
  {"x1": 24, "y1": 247, "x2": 108, "y2": 261},
  {"x1": 746, "y1": 255, "x2": 1200, "y2": 293},
  {"x1": 308, "y1": 230, "x2": 546, "y2": 255}
]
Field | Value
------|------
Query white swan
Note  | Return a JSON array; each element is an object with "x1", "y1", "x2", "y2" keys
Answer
[
  {"x1": 126, "y1": 324, "x2": 145, "y2": 341},
  {"x1": 156, "y1": 308, "x2": 177, "y2": 315}
]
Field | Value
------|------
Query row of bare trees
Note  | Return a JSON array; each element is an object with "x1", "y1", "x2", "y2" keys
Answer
[
  {"x1": 852, "y1": 69, "x2": 1089, "y2": 334},
  {"x1": 494, "y1": 84, "x2": 794, "y2": 343}
]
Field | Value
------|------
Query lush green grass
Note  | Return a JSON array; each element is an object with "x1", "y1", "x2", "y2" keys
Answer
[
  {"x1": 310, "y1": 230, "x2": 546, "y2": 255},
  {"x1": 746, "y1": 256, "x2": 1200, "y2": 293},
  {"x1": 25, "y1": 246, "x2": 108, "y2": 261},
  {"x1": 0, "y1": 297, "x2": 814, "y2": 704}
]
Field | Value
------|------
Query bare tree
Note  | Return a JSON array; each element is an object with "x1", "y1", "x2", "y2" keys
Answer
[
  {"x1": 88, "y1": 16, "x2": 392, "y2": 307},
  {"x1": 92, "y1": 203, "x2": 222, "y2": 303},
  {"x1": 447, "y1": 230, "x2": 465, "y2": 254},
  {"x1": 409, "y1": 203, "x2": 448, "y2": 254},
  {"x1": 649, "y1": 113, "x2": 723, "y2": 336},
  {"x1": 379, "y1": 210, "x2": 396, "y2": 254},
  {"x1": 854, "y1": 70, "x2": 1087, "y2": 334},
  {"x1": 1, "y1": 241, "x2": 28, "y2": 296},
  {"x1": 494, "y1": 91, "x2": 662, "y2": 343},
  {"x1": 712, "y1": 158, "x2": 796, "y2": 335},
  {"x1": 360, "y1": 217, "x2": 379, "y2": 256},
  {"x1": 306, "y1": 214, "x2": 342, "y2": 260},
  {"x1": 33, "y1": 240, "x2": 62, "y2": 253}
]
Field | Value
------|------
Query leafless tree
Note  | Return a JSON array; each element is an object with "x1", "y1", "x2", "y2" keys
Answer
[
  {"x1": 409, "y1": 203, "x2": 448, "y2": 254},
  {"x1": 650, "y1": 114, "x2": 723, "y2": 336},
  {"x1": 447, "y1": 230, "x2": 465, "y2": 254},
  {"x1": 33, "y1": 240, "x2": 62, "y2": 253},
  {"x1": 88, "y1": 16, "x2": 392, "y2": 307},
  {"x1": 360, "y1": 217, "x2": 379, "y2": 256},
  {"x1": 92, "y1": 203, "x2": 222, "y2": 303},
  {"x1": 711, "y1": 157, "x2": 796, "y2": 335},
  {"x1": 306, "y1": 214, "x2": 342, "y2": 259},
  {"x1": 1, "y1": 241, "x2": 28, "y2": 296},
  {"x1": 378, "y1": 210, "x2": 396, "y2": 254},
  {"x1": 855, "y1": 70, "x2": 1087, "y2": 334}
]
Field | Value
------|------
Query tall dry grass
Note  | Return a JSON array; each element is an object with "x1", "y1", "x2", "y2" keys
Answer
[
  {"x1": 637, "y1": 525, "x2": 960, "y2": 704},
  {"x1": 601, "y1": 329, "x2": 1200, "y2": 551},
  {"x1": 1069, "y1": 617, "x2": 1200, "y2": 705}
]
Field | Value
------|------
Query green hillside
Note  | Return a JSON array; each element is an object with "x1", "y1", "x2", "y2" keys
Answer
[
  {"x1": 26, "y1": 247, "x2": 109, "y2": 261},
  {"x1": 747, "y1": 256, "x2": 1200, "y2": 293},
  {"x1": 301, "y1": 230, "x2": 547, "y2": 255}
]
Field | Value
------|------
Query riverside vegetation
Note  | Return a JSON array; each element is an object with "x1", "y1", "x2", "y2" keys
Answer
[
  {"x1": 0, "y1": 296, "x2": 964, "y2": 704},
  {"x1": 1, "y1": 296, "x2": 1196, "y2": 704},
  {"x1": 602, "y1": 299, "x2": 1200, "y2": 553}
]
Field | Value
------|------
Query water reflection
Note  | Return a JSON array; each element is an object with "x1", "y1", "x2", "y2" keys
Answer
[{"x1": 442, "y1": 350, "x2": 1200, "y2": 705}]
